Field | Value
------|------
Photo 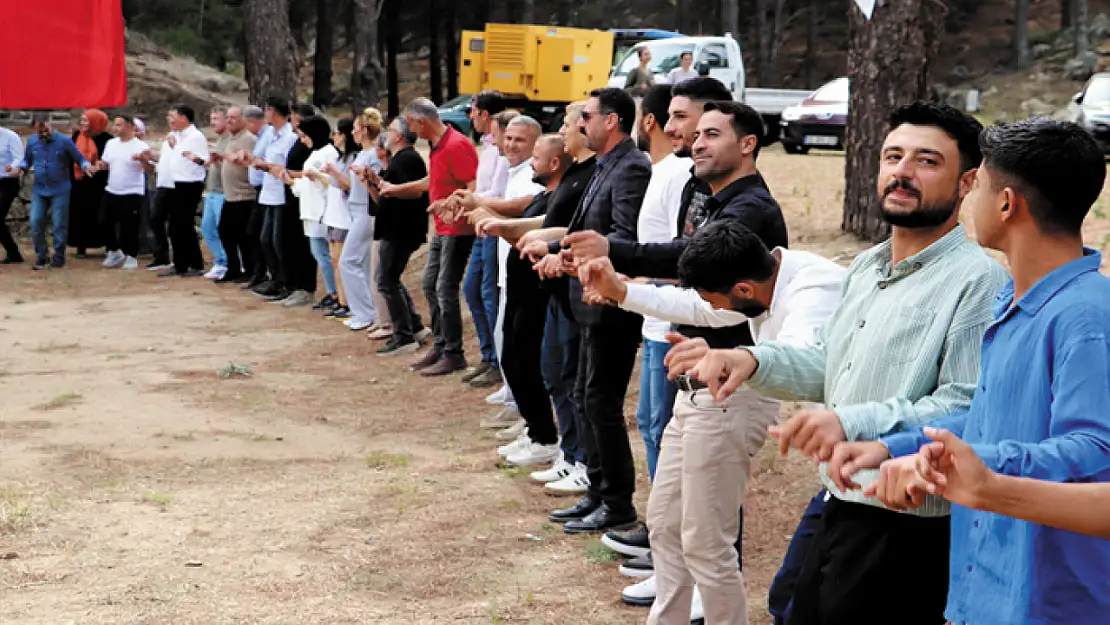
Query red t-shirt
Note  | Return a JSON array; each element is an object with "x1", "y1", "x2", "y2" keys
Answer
[{"x1": 428, "y1": 126, "x2": 479, "y2": 236}]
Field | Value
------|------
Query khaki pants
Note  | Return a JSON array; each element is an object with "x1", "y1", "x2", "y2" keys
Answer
[{"x1": 647, "y1": 388, "x2": 779, "y2": 625}]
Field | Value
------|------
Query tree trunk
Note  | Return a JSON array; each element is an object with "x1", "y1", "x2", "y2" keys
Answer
[
  {"x1": 428, "y1": 0, "x2": 443, "y2": 104},
  {"x1": 314, "y1": 0, "x2": 335, "y2": 107},
  {"x1": 1015, "y1": 0, "x2": 1031, "y2": 69},
  {"x1": 756, "y1": 0, "x2": 773, "y2": 85},
  {"x1": 1062, "y1": 0, "x2": 1072, "y2": 30},
  {"x1": 243, "y1": 0, "x2": 299, "y2": 103},
  {"x1": 445, "y1": 0, "x2": 459, "y2": 99},
  {"x1": 385, "y1": 0, "x2": 400, "y2": 117},
  {"x1": 722, "y1": 0, "x2": 739, "y2": 37},
  {"x1": 1075, "y1": 0, "x2": 1090, "y2": 54},
  {"x1": 842, "y1": 0, "x2": 945, "y2": 242},
  {"x1": 805, "y1": 0, "x2": 818, "y2": 87},
  {"x1": 674, "y1": 0, "x2": 685, "y2": 35},
  {"x1": 352, "y1": 0, "x2": 384, "y2": 112}
]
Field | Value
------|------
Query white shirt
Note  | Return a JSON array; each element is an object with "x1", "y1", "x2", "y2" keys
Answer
[
  {"x1": 323, "y1": 157, "x2": 354, "y2": 230},
  {"x1": 293, "y1": 144, "x2": 338, "y2": 229},
  {"x1": 668, "y1": 68, "x2": 700, "y2": 85},
  {"x1": 620, "y1": 248, "x2": 847, "y2": 348},
  {"x1": 155, "y1": 131, "x2": 180, "y2": 189},
  {"x1": 497, "y1": 158, "x2": 545, "y2": 289},
  {"x1": 638, "y1": 153, "x2": 693, "y2": 342},
  {"x1": 0, "y1": 127, "x2": 25, "y2": 179},
  {"x1": 171, "y1": 124, "x2": 210, "y2": 183},
  {"x1": 260, "y1": 123, "x2": 298, "y2": 206},
  {"x1": 101, "y1": 137, "x2": 151, "y2": 196}
]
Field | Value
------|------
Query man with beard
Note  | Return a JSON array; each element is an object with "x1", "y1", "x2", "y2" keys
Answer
[{"x1": 673, "y1": 101, "x2": 1009, "y2": 625}]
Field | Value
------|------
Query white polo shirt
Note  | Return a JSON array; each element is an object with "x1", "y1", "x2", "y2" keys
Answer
[
  {"x1": 101, "y1": 137, "x2": 151, "y2": 196},
  {"x1": 171, "y1": 124, "x2": 210, "y2": 184},
  {"x1": 637, "y1": 153, "x2": 693, "y2": 342},
  {"x1": 155, "y1": 131, "x2": 180, "y2": 189},
  {"x1": 497, "y1": 158, "x2": 544, "y2": 289}
]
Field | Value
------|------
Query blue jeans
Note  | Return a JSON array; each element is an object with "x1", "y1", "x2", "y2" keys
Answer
[
  {"x1": 541, "y1": 299, "x2": 582, "y2": 463},
  {"x1": 201, "y1": 192, "x2": 227, "y2": 267},
  {"x1": 30, "y1": 190, "x2": 70, "y2": 264},
  {"x1": 463, "y1": 235, "x2": 499, "y2": 365},
  {"x1": 768, "y1": 489, "x2": 829, "y2": 625},
  {"x1": 636, "y1": 338, "x2": 678, "y2": 480},
  {"x1": 308, "y1": 235, "x2": 337, "y2": 295}
]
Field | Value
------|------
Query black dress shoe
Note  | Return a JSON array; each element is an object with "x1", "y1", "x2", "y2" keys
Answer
[
  {"x1": 548, "y1": 495, "x2": 601, "y2": 524},
  {"x1": 563, "y1": 503, "x2": 638, "y2": 535},
  {"x1": 215, "y1": 273, "x2": 242, "y2": 284},
  {"x1": 1, "y1": 256, "x2": 23, "y2": 264},
  {"x1": 602, "y1": 524, "x2": 651, "y2": 558},
  {"x1": 618, "y1": 551, "x2": 654, "y2": 578}
]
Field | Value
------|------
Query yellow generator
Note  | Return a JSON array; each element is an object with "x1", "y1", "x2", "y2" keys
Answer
[{"x1": 460, "y1": 24, "x2": 614, "y2": 129}]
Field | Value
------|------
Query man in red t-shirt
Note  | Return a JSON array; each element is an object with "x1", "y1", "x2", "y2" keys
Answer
[{"x1": 379, "y1": 97, "x2": 479, "y2": 376}]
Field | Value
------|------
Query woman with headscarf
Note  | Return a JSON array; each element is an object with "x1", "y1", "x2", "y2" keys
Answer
[
  {"x1": 286, "y1": 115, "x2": 340, "y2": 311},
  {"x1": 69, "y1": 109, "x2": 112, "y2": 258}
]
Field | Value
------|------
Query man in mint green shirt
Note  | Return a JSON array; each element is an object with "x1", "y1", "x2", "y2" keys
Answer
[{"x1": 671, "y1": 102, "x2": 1009, "y2": 625}]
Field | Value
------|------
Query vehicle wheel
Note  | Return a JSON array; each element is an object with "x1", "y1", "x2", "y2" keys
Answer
[{"x1": 783, "y1": 143, "x2": 809, "y2": 155}]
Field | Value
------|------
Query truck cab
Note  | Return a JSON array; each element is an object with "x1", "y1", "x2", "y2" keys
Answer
[{"x1": 608, "y1": 36, "x2": 745, "y2": 98}]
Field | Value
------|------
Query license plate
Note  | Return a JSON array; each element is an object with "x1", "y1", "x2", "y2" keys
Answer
[{"x1": 804, "y1": 135, "x2": 838, "y2": 146}]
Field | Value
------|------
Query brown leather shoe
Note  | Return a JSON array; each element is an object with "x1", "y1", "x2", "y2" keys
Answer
[
  {"x1": 409, "y1": 348, "x2": 442, "y2": 371},
  {"x1": 419, "y1": 354, "x2": 468, "y2": 377}
]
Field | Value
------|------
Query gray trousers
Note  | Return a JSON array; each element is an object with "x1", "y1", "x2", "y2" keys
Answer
[{"x1": 339, "y1": 211, "x2": 379, "y2": 325}]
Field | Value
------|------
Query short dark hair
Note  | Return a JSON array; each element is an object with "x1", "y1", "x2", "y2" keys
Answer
[
  {"x1": 979, "y1": 117, "x2": 1106, "y2": 236},
  {"x1": 114, "y1": 114, "x2": 135, "y2": 125},
  {"x1": 589, "y1": 87, "x2": 636, "y2": 135},
  {"x1": 701, "y1": 100, "x2": 765, "y2": 159},
  {"x1": 294, "y1": 102, "x2": 316, "y2": 119},
  {"x1": 637, "y1": 47, "x2": 650, "y2": 60},
  {"x1": 474, "y1": 90, "x2": 506, "y2": 115},
  {"x1": 265, "y1": 96, "x2": 291, "y2": 118},
  {"x1": 680, "y1": 51, "x2": 693, "y2": 60},
  {"x1": 678, "y1": 221, "x2": 777, "y2": 292},
  {"x1": 671, "y1": 76, "x2": 732, "y2": 104},
  {"x1": 889, "y1": 101, "x2": 984, "y2": 173},
  {"x1": 170, "y1": 103, "x2": 195, "y2": 123},
  {"x1": 641, "y1": 84, "x2": 674, "y2": 130}
]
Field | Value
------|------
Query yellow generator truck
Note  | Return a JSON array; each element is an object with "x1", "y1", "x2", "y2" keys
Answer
[{"x1": 459, "y1": 24, "x2": 614, "y2": 131}]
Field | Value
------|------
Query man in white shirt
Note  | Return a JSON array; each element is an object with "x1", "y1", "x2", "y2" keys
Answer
[
  {"x1": 97, "y1": 115, "x2": 152, "y2": 270},
  {"x1": 138, "y1": 126, "x2": 181, "y2": 271},
  {"x1": 251, "y1": 97, "x2": 300, "y2": 300},
  {"x1": 158, "y1": 103, "x2": 209, "y2": 277},
  {"x1": 0, "y1": 124, "x2": 25, "y2": 263},
  {"x1": 580, "y1": 220, "x2": 845, "y2": 625}
]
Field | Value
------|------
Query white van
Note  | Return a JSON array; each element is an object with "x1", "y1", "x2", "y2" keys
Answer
[{"x1": 608, "y1": 35, "x2": 745, "y2": 98}]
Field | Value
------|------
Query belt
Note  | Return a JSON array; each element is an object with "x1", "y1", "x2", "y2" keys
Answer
[{"x1": 674, "y1": 374, "x2": 707, "y2": 392}]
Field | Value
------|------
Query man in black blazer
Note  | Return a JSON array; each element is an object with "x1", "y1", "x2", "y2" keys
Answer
[{"x1": 538, "y1": 87, "x2": 652, "y2": 533}]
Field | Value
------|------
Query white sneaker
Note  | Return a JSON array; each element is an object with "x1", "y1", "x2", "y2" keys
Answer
[
  {"x1": 415, "y1": 327, "x2": 433, "y2": 343},
  {"x1": 480, "y1": 405, "x2": 521, "y2": 429},
  {"x1": 122, "y1": 256, "x2": 138, "y2": 270},
  {"x1": 494, "y1": 418, "x2": 526, "y2": 441},
  {"x1": 621, "y1": 575, "x2": 656, "y2": 606},
  {"x1": 530, "y1": 455, "x2": 574, "y2": 483},
  {"x1": 497, "y1": 432, "x2": 531, "y2": 458},
  {"x1": 690, "y1": 586, "x2": 704, "y2": 622},
  {"x1": 204, "y1": 265, "x2": 227, "y2": 280},
  {"x1": 544, "y1": 462, "x2": 590, "y2": 495},
  {"x1": 506, "y1": 441, "x2": 560, "y2": 466},
  {"x1": 103, "y1": 250, "x2": 124, "y2": 268},
  {"x1": 345, "y1": 318, "x2": 373, "y2": 331},
  {"x1": 485, "y1": 385, "x2": 508, "y2": 405}
]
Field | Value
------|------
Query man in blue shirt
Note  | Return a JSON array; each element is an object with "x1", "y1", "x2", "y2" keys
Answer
[
  {"x1": 828, "y1": 117, "x2": 1110, "y2": 625},
  {"x1": 8, "y1": 115, "x2": 96, "y2": 269},
  {"x1": 0, "y1": 124, "x2": 25, "y2": 263}
]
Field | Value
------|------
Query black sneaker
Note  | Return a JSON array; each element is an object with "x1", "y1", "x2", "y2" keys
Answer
[
  {"x1": 242, "y1": 276, "x2": 266, "y2": 290},
  {"x1": 618, "y1": 551, "x2": 654, "y2": 578},
  {"x1": 49, "y1": 256, "x2": 65, "y2": 269},
  {"x1": 264, "y1": 288, "x2": 291, "y2": 302},
  {"x1": 2, "y1": 255, "x2": 24, "y2": 264},
  {"x1": 325, "y1": 306, "x2": 351, "y2": 319},
  {"x1": 31, "y1": 260, "x2": 46, "y2": 271},
  {"x1": 312, "y1": 294, "x2": 338, "y2": 310},
  {"x1": 179, "y1": 268, "x2": 205, "y2": 278},
  {"x1": 251, "y1": 281, "x2": 282, "y2": 297},
  {"x1": 376, "y1": 338, "x2": 420, "y2": 357},
  {"x1": 602, "y1": 524, "x2": 651, "y2": 558}
]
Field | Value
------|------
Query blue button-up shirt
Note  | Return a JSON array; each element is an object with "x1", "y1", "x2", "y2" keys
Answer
[
  {"x1": 884, "y1": 249, "x2": 1110, "y2": 625},
  {"x1": 17, "y1": 131, "x2": 90, "y2": 197},
  {"x1": 249, "y1": 124, "x2": 274, "y2": 188},
  {"x1": 0, "y1": 127, "x2": 24, "y2": 180},
  {"x1": 258, "y1": 123, "x2": 296, "y2": 206}
]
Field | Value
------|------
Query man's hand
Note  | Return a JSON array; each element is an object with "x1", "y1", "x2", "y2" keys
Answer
[
  {"x1": 562, "y1": 230, "x2": 610, "y2": 263},
  {"x1": 476, "y1": 217, "x2": 509, "y2": 239},
  {"x1": 914, "y1": 427, "x2": 994, "y2": 509},
  {"x1": 826, "y1": 441, "x2": 890, "y2": 492},
  {"x1": 521, "y1": 239, "x2": 551, "y2": 263},
  {"x1": 577, "y1": 257, "x2": 629, "y2": 304},
  {"x1": 451, "y1": 189, "x2": 479, "y2": 212},
  {"x1": 83, "y1": 165, "x2": 99, "y2": 177},
  {"x1": 252, "y1": 157, "x2": 270, "y2": 172},
  {"x1": 209, "y1": 152, "x2": 223, "y2": 166},
  {"x1": 467, "y1": 206, "x2": 495, "y2": 226},
  {"x1": 268, "y1": 164, "x2": 285, "y2": 179},
  {"x1": 96, "y1": 160, "x2": 110, "y2": 171},
  {"x1": 768, "y1": 409, "x2": 847, "y2": 462},
  {"x1": 864, "y1": 456, "x2": 931, "y2": 511},
  {"x1": 661, "y1": 333, "x2": 710, "y2": 378},
  {"x1": 534, "y1": 254, "x2": 564, "y2": 279},
  {"x1": 686, "y1": 348, "x2": 759, "y2": 402}
]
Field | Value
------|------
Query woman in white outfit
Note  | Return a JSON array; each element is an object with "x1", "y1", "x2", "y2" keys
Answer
[{"x1": 319, "y1": 117, "x2": 359, "y2": 319}]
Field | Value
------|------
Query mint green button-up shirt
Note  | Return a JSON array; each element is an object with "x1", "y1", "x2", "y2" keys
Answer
[{"x1": 748, "y1": 225, "x2": 1010, "y2": 515}]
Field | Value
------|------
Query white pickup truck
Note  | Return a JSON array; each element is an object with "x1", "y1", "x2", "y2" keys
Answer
[{"x1": 608, "y1": 35, "x2": 812, "y2": 142}]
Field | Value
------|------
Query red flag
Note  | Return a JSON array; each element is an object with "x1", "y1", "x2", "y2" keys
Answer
[{"x1": 0, "y1": 0, "x2": 127, "y2": 109}]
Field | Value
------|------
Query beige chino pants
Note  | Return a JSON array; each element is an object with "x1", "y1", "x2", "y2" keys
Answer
[{"x1": 647, "y1": 388, "x2": 780, "y2": 625}]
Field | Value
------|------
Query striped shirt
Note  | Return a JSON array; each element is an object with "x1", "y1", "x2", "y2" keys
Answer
[{"x1": 747, "y1": 225, "x2": 1009, "y2": 516}]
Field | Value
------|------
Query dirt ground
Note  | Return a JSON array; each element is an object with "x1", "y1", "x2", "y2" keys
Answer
[{"x1": 2, "y1": 147, "x2": 1104, "y2": 625}]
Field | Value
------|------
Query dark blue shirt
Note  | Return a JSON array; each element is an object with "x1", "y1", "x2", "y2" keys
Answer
[
  {"x1": 884, "y1": 249, "x2": 1110, "y2": 625},
  {"x1": 18, "y1": 131, "x2": 90, "y2": 197}
]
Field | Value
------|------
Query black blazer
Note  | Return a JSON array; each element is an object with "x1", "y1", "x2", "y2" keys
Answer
[{"x1": 564, "y1": 138, "x2": 651, "y2": 327}]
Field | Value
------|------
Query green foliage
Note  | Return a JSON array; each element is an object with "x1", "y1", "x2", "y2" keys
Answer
[{"x1": 124, "y1": 0, "x2": 243, "y2": 70}]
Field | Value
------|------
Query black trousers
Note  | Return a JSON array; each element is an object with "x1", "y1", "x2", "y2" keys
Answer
[
  {"x1": 100, "y1": 192, "x2": 142, "y2": 258},
  {"x1": 787, "y1": 497, "x2": 950, "y2": 625},
  {"x1": 167, "y1": 181, "x2": 204, "y2": 272},
  {"x1": 150, "y1": 187, "x2": 173, "y2": 265},
  {"x1": 245, "y1": 190, "x2": 268, "y2": 282},
  {"x1": 0, "y1": 177, "x2": 21, "y2": 260},
  {"x1": 276, "y1": 202, "x2": 316, "y2": 292},
  {"x1": 575, "y1": 312, "x2": 643, "y2": 515},
  {"x1": 218, "y1": 199, "x2": 254, "y2": 278},
  {"x1": 259, "y1": 203, "x2": 283, "y2": 286},
  {"x1": 377, "y1": 238, "x2": 424, "y2": 343},
  {"x1": 502, "y1": 289, "x2": 557, "y2": 445}
]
